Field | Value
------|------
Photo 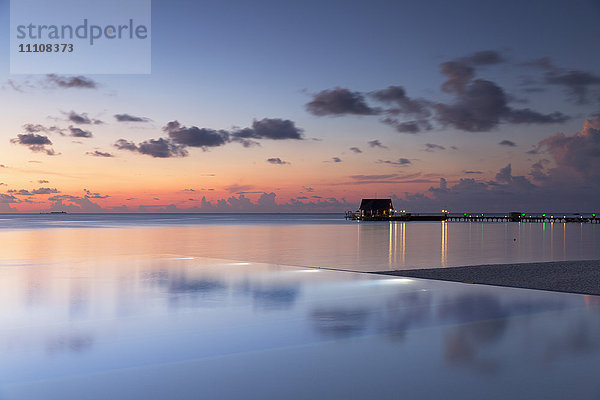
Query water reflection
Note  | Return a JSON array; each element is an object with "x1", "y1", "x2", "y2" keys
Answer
[
  {"x1": 1, "y1": 220, "x2": 600, "y2": 271},
  {"x1": 1, "y1": 256, "x2": 600, "y2": 399},
  {"x1": 247, "y1": 285, "x2": 299, "y2": 310},
  {"x1": 46, "y1": 333, "x2": 94, "y2": 355},
  {"x1": 168, "y1": 277, "x2": 226, "y2": 294},
  {"x1": 308, "y1": 282, "x2": 599, "y2": 376},
  {"x1": 441, "y1": 221, "x2": 448, "y2": 267},
  {"x1": 311, "y1": 308, "x2": 371, "y2": 338}
]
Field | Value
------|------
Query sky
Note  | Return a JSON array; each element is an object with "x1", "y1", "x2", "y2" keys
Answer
[{"x1": 2, "y1": 0, "x2": 600, "y2": 213}]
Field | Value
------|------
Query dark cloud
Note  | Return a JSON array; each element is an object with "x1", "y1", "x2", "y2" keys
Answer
[
  {"x1": 68, "y1": 126, "x2": 93, "y2": 138},
  {"x1": 86, "y1": 150, "x2": 114, "y2": 157},
  {"x1": 499, "y1": 140, "x2": 517, "y2": 147},
  {"x1": 84, "y1": 189, "x2": 109, "y2": 199},
  {"x1": 504, "y1": 108, "x2": 569, "y2": 124},
  {"x1": 11, "y1": 133, "x2": 51, "y2": 146},
  {"x1": 382, "y1": 118, "x2": 431, "y2": 133},
  {"x1": 32, "y1": 187, "x2": 59, "y2": 195},
  {"x1": 425, "y1": 143, "x2": 445, "y2": 152},
  {"x1": 9, "y1": 189, "x2": 33, "y2": 196},
  {"x1": 164, "y1": 121, "x2": 229, "y2": 148},
  {"x1": 306, "y1": 87, "x2": 379, "y2": 116},
  {"x1": 460, "y1": 50, "x2": 506, "y2": 66},
  {"x1": 435, "y1": 78, "x2": 569, "y2": 132},
  {"x1": 10, "y1": 134, "x2": 58, "y2": 155},
  {"x1": 349, "y1": 147, "x2": 362, "y2": 153},
  {"x1": 114, "y1": 114, "x2": 151, "y2": 123},
  {"x1": 332, "y1": 157, "x2": 342, "y2": 163},
  {"x1": 47, "y1": 195, "x2": 103, "y2": 212},
  {"x1": 463, "y1": 170, "x2": 483, "y2": 174},
  {"x1": 350, "y1": 174, "x2": 403, "y2": 181},
  {"x1": 46, "y1": 74, "x2": 98, "y2": 89},
  {"x1": 307, "y1": 51, "x2": 568, "y2": 134},
  {"x1": 114, "y1": 138, "x2": 188, "y2": 158},
  {"x1": 9, "y1": 188, "x2": 59, "y2": 196},
  {"x1": 371, "y1": 86, "x2": 431, "y2": 118},
  {"x1": 440, "y1": 51, "x2": 506, "y2": 95},
  {"x1": 159, "y1": 118, "x2": 303, "y2": 152},
  {"x1": 113, "y1": 139, "x2": 139, "y2": 152},
  {"x1": 524, "y1": 58, "x2": 600, "y2": 104},
  {"x1": 225, "y1": 184, "x2": 254, "y2": 193},
  {"x1": 234, "y1": 118, "x2": 304, "y2": 140},
  {"x1": 441, "y1": 61, "x2": 475, "y2": 94},
  {"x1": 38, "y1": 180, "x2": 49, "y2": 183},
  {"x1": 495, "y1": 164, "x2": 513, "y2": 183},
  {"x1": 522, "y1": 57, "x2": 555, "y2": 71},
  {"x1": 303, "y1": 186, "x2": 314, "y2": 192},
  {"x1": 198, "y1": 193, "x2": 353, "y2": 213},
  {"x1": 66, "y1": 111, "x2": 103, "y2": 125},
  {"x1": 137, "y1": 138, "x2": 188, "y2": 158},
  {"x1": 267, "y1": 157, "x2": 290, "y2": 165},
  {"x1": 23, "y1": 124, "x2": 65, "y2": 135},
  {"x1": 368, "y1": 139, "x2": 387, "y2": 149},
  {"x1": 0, "y1": 194, "x2": 18, "y2": 203},
  {"x1": 378, "y1": 158, "x2": 411, "y2": 166},
  {"x1": 545, "y1": 70, "x2": 600, "y2": 104}
]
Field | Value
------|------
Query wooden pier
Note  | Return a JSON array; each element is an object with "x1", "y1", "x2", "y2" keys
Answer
[
  {"x1": 345, "y1": 211, "x2": 600, "y2": 224},
  {"x1": 346, "y1": 199, "x2": 600, "y2": 223}
]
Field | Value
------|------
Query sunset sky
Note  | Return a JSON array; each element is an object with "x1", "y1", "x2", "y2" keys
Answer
[{"x1": 2, "y1": 0, "x2": 600, "y2": 212}]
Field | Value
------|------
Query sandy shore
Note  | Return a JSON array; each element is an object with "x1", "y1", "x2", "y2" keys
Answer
[{"x1": 377, "y1": 259, "x2": 600, "y2": 295}]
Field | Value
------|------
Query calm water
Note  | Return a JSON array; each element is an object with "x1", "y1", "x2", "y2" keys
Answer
[
  {"x1": 2, "y1": 256, "x2": 600, "y2": 399},
  {"x1": 0, "y1": 213, "x2": 599, "y2": 271},
  {"x1": 2, "y1": 214, "x2": 600, "y2": 398}
]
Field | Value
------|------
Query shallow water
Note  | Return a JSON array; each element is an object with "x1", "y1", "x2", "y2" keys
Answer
[
  {"x1": 1, "y1": 256, "x2": 600, "y2": 399},
  {"x1": 0, "y1": 214, "x2": 599, "y2": 271},
  {"x1": 2, "y1": 214, "x2": 600, "y2": 398}
]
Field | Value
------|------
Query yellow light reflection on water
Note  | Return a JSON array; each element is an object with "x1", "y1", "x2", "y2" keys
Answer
[{"x1": 441, "y1": 221, "x2": 448, "y2": 267}]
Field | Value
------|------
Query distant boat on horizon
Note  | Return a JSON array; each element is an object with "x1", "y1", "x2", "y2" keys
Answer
[{"x1": 39, "y1": 211, "x2": 68, "y2": 214}]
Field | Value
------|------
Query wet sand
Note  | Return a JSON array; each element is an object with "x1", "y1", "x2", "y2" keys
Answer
[{"x1": 377, "y1": 260, "x2": 600, "y2": 296}]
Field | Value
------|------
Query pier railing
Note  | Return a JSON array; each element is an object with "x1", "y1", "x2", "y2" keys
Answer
[{"x1": 345, "y1": 211, "x2": 600, "y2": 223}]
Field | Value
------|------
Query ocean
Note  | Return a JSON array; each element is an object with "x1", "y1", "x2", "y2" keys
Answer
[
  {"x1": 2, "y1": 213, "x2": 600, "y2": 399},
  {"x1": 1, "y1": 213, "x2": 599, "y2": 271}
]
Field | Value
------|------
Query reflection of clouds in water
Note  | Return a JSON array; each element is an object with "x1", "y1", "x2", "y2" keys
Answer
[
  {"x1": 69, "y1": 283, "x2": 89, "y2": 320},
  {"x1": 168, "y1": 277, "x2": 226, "y2": 294},
  {"x1": 251, "y1": 286, "x2": 299, "y2": 310},
  {"x1": 167, "y1": 276, "x2": 227, "y2": 309},
  {"x1": 377, "y1": 291, "x2": 431, "y2": 338},
  {"x1": 46, "y1": 333, "x2": 93, "y2": 355},
  {"x1": 236, "y1": 281, "x2": 300, "y2": 310},
  {"x1": 311, "y1": 308, "x2": 371, "y2": 338},
  {"x1": 309, "y1": 287, "x2": 593, "y2": 375},
  {"x1": 543, "y1": 319, "x2": 600, "y2": 364},
  {"x1": 439, "y1": 293, "x2": 509, "y2": 322},
  {"x1": 443, "y1": 321, "x2": 505, "y2": 373},
  {"x1": 439, "y1": 292, "x2": 579, "y2": 373},
  {"x1": 141, "y1": 269, "x2": 170, "y2": 286}
]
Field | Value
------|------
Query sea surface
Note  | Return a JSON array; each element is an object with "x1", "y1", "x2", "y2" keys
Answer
[
  {"x1": 3, "y1": 213, "x2": 600, "y2": 399},
  {"x1": 1, "y1": 213, "x2": 599, "y2": 271}
]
